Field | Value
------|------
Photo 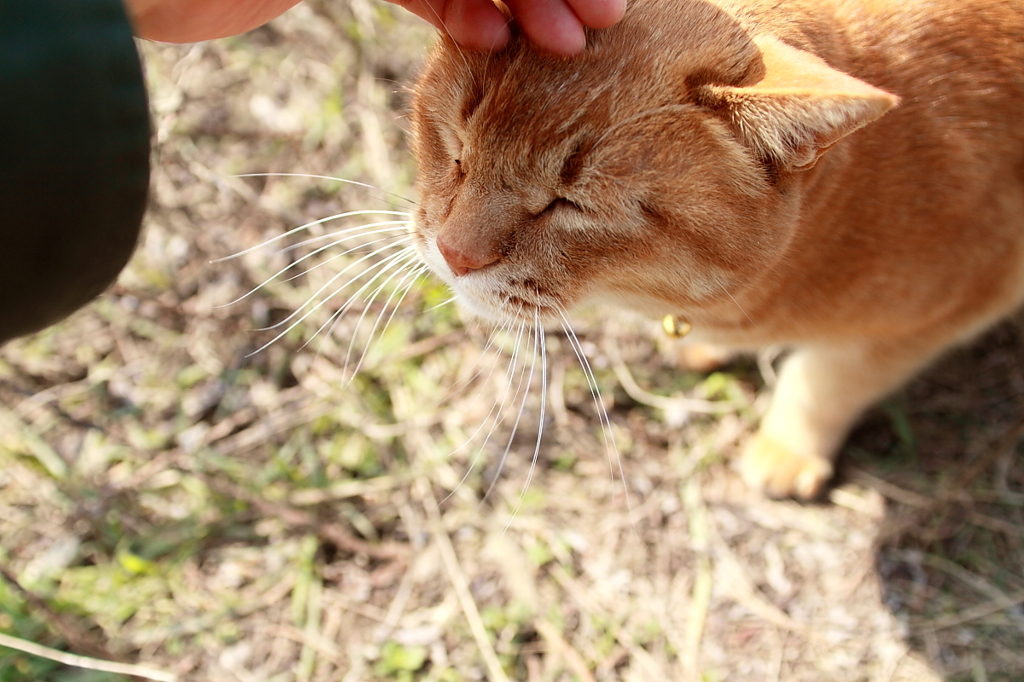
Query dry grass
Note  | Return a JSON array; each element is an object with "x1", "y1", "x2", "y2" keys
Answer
[{"x1": 1, "y1": 3, "x2": 1023, "y2": 680}]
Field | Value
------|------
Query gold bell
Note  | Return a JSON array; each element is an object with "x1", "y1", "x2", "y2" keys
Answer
[{"x1": 662, "y1": 314, "x2": 692, "y2": 338}]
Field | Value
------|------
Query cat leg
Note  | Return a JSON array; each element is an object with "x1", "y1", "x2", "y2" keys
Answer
[{"x1": 740, "y1": 339, "x2": 941, "y2": 499}]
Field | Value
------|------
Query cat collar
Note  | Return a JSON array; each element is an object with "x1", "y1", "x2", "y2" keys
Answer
[{"x1": 662, "y1": 315, "x2": 692, "y2": 339}]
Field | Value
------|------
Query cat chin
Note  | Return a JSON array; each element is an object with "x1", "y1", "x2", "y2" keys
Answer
[
  {"x1": 448, "y1": 292, "x2": 509, "y2": 326},
  {"x1": 449, "y1": 292, "x2": 562, "y2": 329}
]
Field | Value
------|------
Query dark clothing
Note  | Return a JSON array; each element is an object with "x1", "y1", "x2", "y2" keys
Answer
[{"x1": 0, "y1": 0, "x2": 150, "y2": 343}]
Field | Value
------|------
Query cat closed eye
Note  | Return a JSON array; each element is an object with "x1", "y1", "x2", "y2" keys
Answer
[{"x1": 539, "y1": 198, "x2": 580, "y2": 217}]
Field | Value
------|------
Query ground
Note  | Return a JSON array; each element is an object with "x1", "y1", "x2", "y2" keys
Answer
[{"x1": 1, "y1": 2, "x2": 1023, "y2": 680}]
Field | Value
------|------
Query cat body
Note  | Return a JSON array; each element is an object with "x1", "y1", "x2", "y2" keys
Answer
[{"x1": 409, "y1": 0, "x2": 1024, "y2": 498}]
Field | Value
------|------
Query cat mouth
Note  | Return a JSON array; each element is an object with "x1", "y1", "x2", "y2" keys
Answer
[
  {"x1": 449, "y1": 282, "x2": 564, "y2": 325},
  {"x1": 499, "y1": 296, "x2": 563, "y2": 322},
  {"x1": 411, "y1": 236, "x2": 565, "y2": 321},
  {"x1": 413, "y1": 231, "x2": 567, "y2": 323}
]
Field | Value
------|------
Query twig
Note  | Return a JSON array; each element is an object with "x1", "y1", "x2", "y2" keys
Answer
[
  {"x1": 547, "y1": 565, "x2": 667, "y2": 677},
  {"x1": 416, "y1": 478, "x2": 511, "y2": 682},
  {"x1": 891, "y1": 549, "x2": 1024, "y2": 608},
  {"x1": 205, "y1": 477, "x2": 409, "y2": 560},
  {"x1": 682, "y1": 478, "x2": 711, "y2": 681},
  {"x1": 0, "y1": 565, "x2": 108, "y2": 659},
  {"x1": 704, "y1": 510, "x2": 818, "y2": 640},
  {"x1": 605, "y1": 335, "x2": 740, "y2": 414},
  {"x1": 912, "y1": 588, "x2": 1024, "y2": 633},
  {"x1": 534, "y1": 620, "x2": 597, "y2": 682},
  {"x1": 611, "y1": 627, "x2": 667, "y2": 679},
  {"x1": 288, "y1": 475, "x2": 401, "y2": 506},
  {"x1": 296, "y1": 568, "x2": 324, "y2": 682},
  {"x1": 968, "y1": 510, "x2": 1024, "y2": 538},
  {"x1": 0, "y1": 407, "x2": 68, "y2": 479},
  {"x1": 861, "y1": 411, "x2": 1024, "y2": 545},
  {"x1": 388, "y1": 331, "x2": 465, "y2": 363},
  {"x1": 945, "y1": 412, "x2": 1024, "y2": 496},
  {"x1": 756, "y1": 346, "x2": 784, "y2": 389},
  {"x1": 844, "y1": 468, "x2": 932, "y2": 509},
  {"x1": 209, "y1": 401, "x2": 337, "y2": 455},
  {"x1": 0, "y1": 632, "x2": 177, "y2": 682},
  {"x1": 373, "y1": 549, "x2": 420, "y2": 643},
  {"x1": 268, "y1": 624, "x2": 343, "y2": 661}
]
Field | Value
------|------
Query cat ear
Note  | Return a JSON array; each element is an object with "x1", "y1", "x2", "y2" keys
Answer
[{"x1": 697, "y1": 35, "x2": 899, "y2": 171}]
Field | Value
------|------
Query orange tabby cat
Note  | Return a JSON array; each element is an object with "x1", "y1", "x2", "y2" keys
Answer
[{"x1": 409, "y1": 0, "x2": 1024, "y2": 498}]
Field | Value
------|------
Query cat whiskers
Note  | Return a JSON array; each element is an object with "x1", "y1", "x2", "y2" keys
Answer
[
  {"x1": 482, "y1": 314, "x2": 541, "y2": 508},
  {"x1": 302, "y1": 245, "x2": 423, "y2": 366},
  {"x1": 435, "y1": 310, "x2": 520, "y2": 412},
  {"x1": 439, "y1": 304, "x2": 626, "y2": 525},
  {"x1": 225, "y1": 223, "x2": 411, "y2": 309},
  {"x1": 232, "y1": 172, "x2": 417, "y2": 211},
  {"x1": 557, "y1": 308, "x2": 632, "y2": 511},
  {"x1": 249, "y1": 235, "x2": 416, "y2": 356},
  {"x1": 225, "y1": 181, "x2": 609, "y2": 521},
  {"x1": 423, "y1": 295, "x2": 458, "y2": 313},
  {"x1": 214, "y1": 211, "x2": 411, "y2": 266},
  {"x1": 446, "y1": 307, "x2": 555, "y2": 532},
  {"x1": 441, "y1": 310, "x2": 530, "y2": 504},
  {"x1": 505, "y1": 310, "x2": 548, "y2": 530},
  {"x1": 707, "y1": 272, "x2": 755, "y2": 326},
  {"x1": 342, "y1": 257, "x2": 431, "y2": 376}
]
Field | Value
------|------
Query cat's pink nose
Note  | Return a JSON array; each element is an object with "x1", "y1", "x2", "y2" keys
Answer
[{"x1": 436, "y1": 234, "x2": 500, "y2": 276}]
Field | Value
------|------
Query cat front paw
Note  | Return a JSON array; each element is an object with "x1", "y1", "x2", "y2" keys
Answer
[{"x1": 739, "y1": 433, "x2": 834, "y2": 500}]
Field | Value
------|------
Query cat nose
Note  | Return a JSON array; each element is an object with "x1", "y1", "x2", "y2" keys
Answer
[{"x1": 436, "y1": 234, "x2": 500, "y2": 276}]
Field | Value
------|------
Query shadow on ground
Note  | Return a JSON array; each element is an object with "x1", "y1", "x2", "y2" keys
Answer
[{"x1": 848, "y1": 317, "x2": 1024, "y2": 680}]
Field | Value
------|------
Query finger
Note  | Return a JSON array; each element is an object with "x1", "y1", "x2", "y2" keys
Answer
[
  {"x1": 504, "y1": 0, "x2": 586, "y2": 55},
  {"x1": 391, "y1": 0, "x2": 511, "y2": 51},
  {"x1": 127, "y1": 0, "x2": 302, "y2": 42},
  {"x1": 446, "y1": 0, "x2": 513, "y2": 51},
  {"x1": 565, "y1": 0, "x2": 625, "y2": 29}
]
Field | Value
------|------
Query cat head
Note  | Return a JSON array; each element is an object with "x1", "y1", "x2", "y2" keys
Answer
[{"x1": 410, "y1": 0, "x2": 897, "y2": 327}]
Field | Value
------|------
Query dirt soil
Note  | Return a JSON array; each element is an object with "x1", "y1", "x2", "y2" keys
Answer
[{"x1": 1, "y1": 2, "x2": 1023, "y2": 680}]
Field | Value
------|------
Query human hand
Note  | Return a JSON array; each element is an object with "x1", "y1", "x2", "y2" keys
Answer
[
  {"x1": 392, "y1": 0, "x2": 625, "y2": 54},
  {"x1": 127, "y1": 0, "x2": 304, "y2": 44},
  {"x1": 126, "y1": 0, "x2": 624, "y2": 54}
]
